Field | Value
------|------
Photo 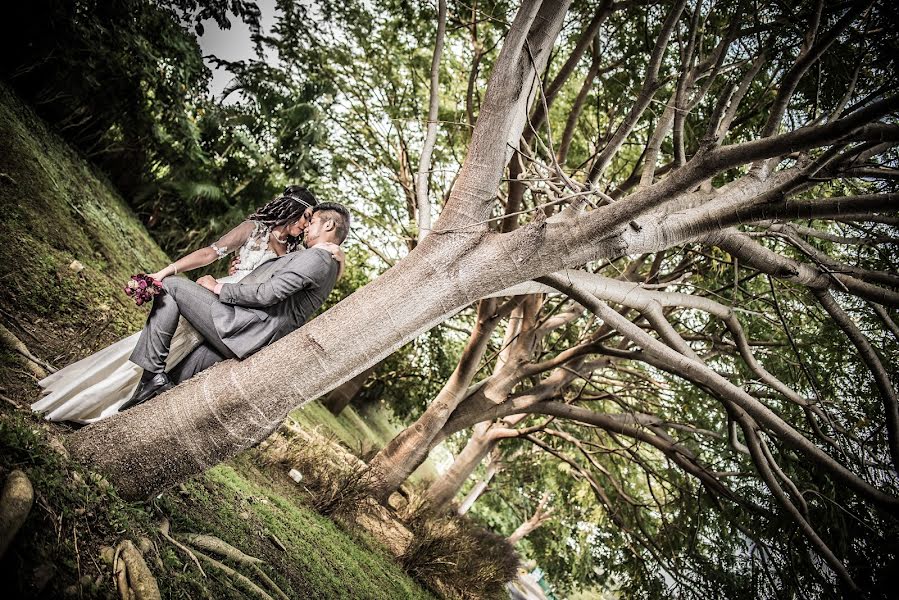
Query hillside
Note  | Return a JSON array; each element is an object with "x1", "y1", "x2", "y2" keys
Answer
[{"x1": 0, "y1": 84, "x2": 437, "y2": 599}]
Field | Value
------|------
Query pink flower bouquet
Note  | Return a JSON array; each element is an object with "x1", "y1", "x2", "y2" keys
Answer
[{"x1": 124, "y1": 274, "x2": 163, "y2": 306}]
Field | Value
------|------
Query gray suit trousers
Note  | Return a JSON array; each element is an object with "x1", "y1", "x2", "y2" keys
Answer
[
  {"x1": 168, "y1": 342, "x2": 227, "y2": 384},
  {"x1": 130, "y1": 278, "x2": 236, "y2": 373}
]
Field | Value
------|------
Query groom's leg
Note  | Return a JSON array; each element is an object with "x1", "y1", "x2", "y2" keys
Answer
[
  {"x1": 168, "y1": 342, "x2": 227, "y2": 384},
  {"x1": 130, "y1": 278, "x2": 234, "y2": 373}
]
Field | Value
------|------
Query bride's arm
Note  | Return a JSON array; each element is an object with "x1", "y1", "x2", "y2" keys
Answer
[{"x1": 148, "y1": 221, "x2": 256, "y2": 281}]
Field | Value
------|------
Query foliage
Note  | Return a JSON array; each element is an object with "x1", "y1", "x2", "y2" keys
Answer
[
  {"x1": 0, "y1": 0, "x2": 331, "y2": 258},
  {"x1": 0, "y1": 1, "x2": 210, "y2": 201},
  {"x1": 4, "y1": 0, "x2": 899, "y2": 598}
]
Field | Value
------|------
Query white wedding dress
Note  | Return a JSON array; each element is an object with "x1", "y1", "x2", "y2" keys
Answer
[{"x1": 33, "y1": 221, "x2": 281, "y2": 423}]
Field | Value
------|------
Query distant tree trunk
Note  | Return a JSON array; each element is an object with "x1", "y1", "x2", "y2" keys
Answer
[
  {"x1": 457, "y1": 455, "x2": 500, "y2": 515},
  {"x1": 321, "y1": 366, "x2": 375, "y2": 415},
  {"x1": 365, "y1": 298, "x2": 507, "y2": 502},
  {"x1": 422, "y1": 422, "x2": 497, "y2": 512},
  {"x1": 507, "y1": 492, "x2": 553, "y2": 545}
]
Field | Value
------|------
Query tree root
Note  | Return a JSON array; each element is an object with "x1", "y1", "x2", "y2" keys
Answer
[
  {"x1": 191, "y1": 548, "x2": 275, "y2": 600},
  {"x1": 267, "y1": 532, "x2": 286, "y2": 552},
  {"x1": 249, "y1": 564, "x2": 290, "y2": 600},
  {"x1": 0, "y1": 469, "x2": 34, "y2": 559},
  {"x1": 0, "y1": 323, "x2": 54, "y2": 378},
  {"x1": 180, "y1": 533, "x2": 263, "y2": 565},
  {"x1": 157, "y1": 517, "x2": 205, "y2": 577},
  {"x1": 114, "y1": 539, "x2": 161, "y2": 600},
  {"x1": 112, "y1": 544, "x2": 128, "y2": 600},
  {"x1": 180, "y1": 533, "x2": 288, "y2": 600},
  {"x1": 159, "y1": 519, "x2": 288, "y2": 599}
]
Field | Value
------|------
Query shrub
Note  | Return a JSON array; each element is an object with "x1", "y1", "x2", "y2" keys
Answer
[
  {"x1": 400, "y1": 510, "x2": 520, "y2": 600},
  {"x1": 259, "y1": 429, "x2": 375, "y2": 519}
]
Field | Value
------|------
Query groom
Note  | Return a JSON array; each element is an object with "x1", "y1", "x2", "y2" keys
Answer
[{"x1": 120, "y1": 202, "x2": 351, "y2": 411}]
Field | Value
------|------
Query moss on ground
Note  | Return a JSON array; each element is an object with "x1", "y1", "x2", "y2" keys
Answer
[
  {"x1": 0, "y1": 410, "x2": 434, "y2": 599},
  {"x1": 0, "y1": 82, "x2": 168, "y2": 381}
]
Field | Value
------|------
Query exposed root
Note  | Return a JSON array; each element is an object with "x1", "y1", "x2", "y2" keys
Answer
[
  {"x1": 157, "y1": 517, "x2": 205, "y2": 577},
  {"x1": 113, "y1": 544, "x2": 129, "y2": 600},
  {"x1": 100, "y1": 545, "x2": 115, "y2": 566},
  {"x1": 117, "y1": 539, "x2": 161, "y2": 600},
  {"x1": 192, "y1": 548, "x2": 275, "y2": 600},
  {"x1": 0, "y1": 322, "x2": 54, "y2": 378},
  {"x1": 180, "y1": 533, "x2": 263, "y2": 565},
  {"x1": 0, "y1": 469, "x2": 35, "y2": 559},
  {"x1": 181, "y1": 533, "x2": 289, "y2": 600},
  {"x1": 249, "y1": 564, "x2": 290, "y2": 600}
]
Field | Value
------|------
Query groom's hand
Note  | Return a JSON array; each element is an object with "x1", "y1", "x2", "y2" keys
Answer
[{"x1": 197, "y1": 275, "x2": 221, "y2": 295}]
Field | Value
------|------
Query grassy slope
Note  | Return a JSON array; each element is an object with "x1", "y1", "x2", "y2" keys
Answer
[
  {"x1": 292, "y1": 400, "x2": 442, "y2": 483},
  {"x1": 0, "y1": 84, "x2": 168, "y2": 369},
  {"x1": 0, "y1": 83, "x2": 433, "y2": 599}
]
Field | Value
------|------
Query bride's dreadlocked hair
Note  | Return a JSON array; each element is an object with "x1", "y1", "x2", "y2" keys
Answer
[{"x1": 248, "y1": 186, "x2": 318, "y2": 252}]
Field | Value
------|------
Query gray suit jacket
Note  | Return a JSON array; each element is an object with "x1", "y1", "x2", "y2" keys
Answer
[{"x1": 212, "y1": 247, "x2": 338, "y2": 358}]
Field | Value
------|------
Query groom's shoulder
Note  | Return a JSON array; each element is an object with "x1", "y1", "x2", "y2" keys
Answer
[{"x1": 288, "y1": 246, "x2": 331, "y2": 262}]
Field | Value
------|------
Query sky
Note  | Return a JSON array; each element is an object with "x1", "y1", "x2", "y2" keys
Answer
[{"x1": 195, "y1": 0, "x2": 279, "y2": 101}]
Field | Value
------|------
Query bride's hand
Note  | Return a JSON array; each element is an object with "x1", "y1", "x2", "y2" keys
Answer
[
  {"x1": 228, "y1": 256, "x2": 241, "y2": 276},
  {"x1": 312, "y1": 242, "x2": 345, "y2": 278},
  {"x1": 147, "y1": 270, "x2": 166, "y2": 283},
  {"x1": 312, "y1": 242, "x2": 344, "y2": 263}
]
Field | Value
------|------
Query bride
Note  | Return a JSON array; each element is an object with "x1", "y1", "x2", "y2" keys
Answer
[{"x1": 33, "y1": 186, "x2": 342, "y2": 423}]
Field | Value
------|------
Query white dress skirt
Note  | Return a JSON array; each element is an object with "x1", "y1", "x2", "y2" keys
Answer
[{"x1": 32, "y1": 221, "x2": 280, "y2": 423}]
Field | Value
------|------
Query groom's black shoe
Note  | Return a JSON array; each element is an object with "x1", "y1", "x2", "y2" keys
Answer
[{"x1": 119, "y1": 372, "x2": 173, "y2": 412}]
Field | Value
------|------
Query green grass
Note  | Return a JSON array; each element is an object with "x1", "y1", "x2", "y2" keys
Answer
[
  {"x1": 291, "y1": 400, "x2": 443, "y2": 483},
  {"x1": 160, "y1": 458, "x2": 433, "y2": 599},
  {"x1": 0, "y1": 410, "x2": 434, "y2": 599}
]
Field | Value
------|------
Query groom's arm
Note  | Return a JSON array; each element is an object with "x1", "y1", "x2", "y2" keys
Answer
[{"x1": 216, "y1": 249, "x2": 334, "y2": 308}]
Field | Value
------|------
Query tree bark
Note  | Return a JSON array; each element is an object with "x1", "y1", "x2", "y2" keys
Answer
[
  {"x1": 507, "y1": 491, "x2": 552, "y2": 544},
  {"x1": 457, "y1": 456, "x2": 500, "y2": 515},
  {"x1": 414, "y1": 0, "x2": 447, "y2": 241}
]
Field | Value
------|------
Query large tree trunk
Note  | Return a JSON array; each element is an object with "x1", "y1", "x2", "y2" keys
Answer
[{"x1": 66, "y1": 0, "x2": 574, "y2": 500}]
